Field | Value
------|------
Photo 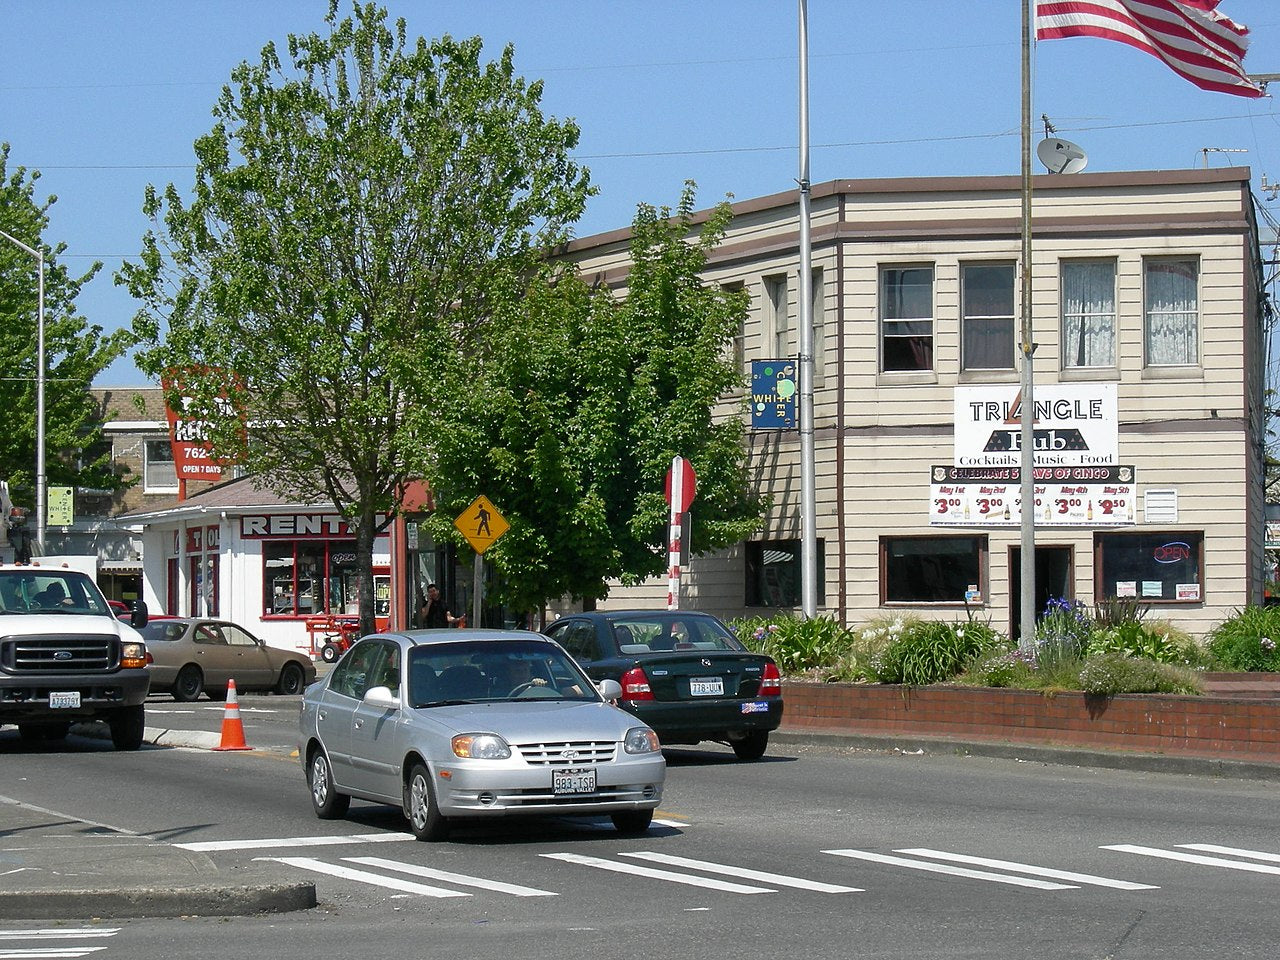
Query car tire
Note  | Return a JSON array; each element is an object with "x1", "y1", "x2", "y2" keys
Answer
[
  {"x1": 173, "y1": 665, "x2": 204, "y2": 702},
  {"x1": 308, "y1": 748, "x2": 350, "y2": 820},
  {"x1": 18, "y1": 722, "x2": 70, "y2": 743},
  {"x1": 108, "y1": 705, "x2": 145, "y2": 751},
  {"x1": 610, "y1": 809, "x2": 654, "y2": 835},
  {"x1": 276, "y1": 662, "x2": 305, "y2": 696},
  {"x1": 405, "y1": 762, "x2": 449, "y2": 841},
  {"x1": 730, "y1": 730, "x2": 769, "y2": 761}
]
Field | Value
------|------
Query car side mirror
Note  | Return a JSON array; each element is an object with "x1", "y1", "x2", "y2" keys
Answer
[
  {"x1": 130, "y1": 600, "x2": 149, "y2": 629},
  {"x1": 364, "y1": 685, "x2": 399, "y2": 709},
  {"x1": 596, "y1": 678, "x2": 622, "y2": 701}
]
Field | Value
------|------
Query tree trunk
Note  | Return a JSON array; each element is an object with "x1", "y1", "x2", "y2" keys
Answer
[{"x1": 355, "y1": 513, "x2": 377, "y2": 637}]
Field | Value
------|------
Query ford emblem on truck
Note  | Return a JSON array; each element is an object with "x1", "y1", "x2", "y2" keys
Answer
[{"x1": 54, "y1": 651, "x2": 73, "y2": 660}]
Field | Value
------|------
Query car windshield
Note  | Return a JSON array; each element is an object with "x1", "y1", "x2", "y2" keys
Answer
[
  {"x1": 0, "y1": 570, "x2": 112, "y2": 616},
  {"x1": 140, "y1": 621, "x2": 188, "y2": 643},
  {"x1": 609, "y1": 615, "x2": 745, "y2": 654},
  {"x1": 409, "y1": 639, "x2": 598, "y2": 707}
]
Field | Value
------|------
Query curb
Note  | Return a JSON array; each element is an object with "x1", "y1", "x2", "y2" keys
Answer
[
  {"x1": 0, "y1": 882, "x2": 317, "y2": 920},
  {"x1": 771, "y1": 729, "x2": 1280, "y2": 781}
]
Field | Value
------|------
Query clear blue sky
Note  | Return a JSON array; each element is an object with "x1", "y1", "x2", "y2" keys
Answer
[{"x1": 3, "y1": 1, "x2": 1277, "y2": 387}]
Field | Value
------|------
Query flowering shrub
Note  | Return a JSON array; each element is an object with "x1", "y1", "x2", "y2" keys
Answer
[
  {"x1": 1206, "y1": 606, "x2": 1280, "y2": 672},
  {"x1": 868, "y1": 619, "x2": 1003, "y2": 686},
  {"x1": 732, "y1": 615, "x2": 857, "y2": 675},
  {"x1": 1077, "y1": 653, "x2": 1201, "y2": 696}
]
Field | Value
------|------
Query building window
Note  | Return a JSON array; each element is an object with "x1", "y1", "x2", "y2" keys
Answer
[
  {"x1": 745, "y1": 539, "x2": 824, "y2": 607},
  {"x1": 1096, "y1": 531, "x2": 1204, "y2": 603},
  {"x1": 1061, "y1": 260, "x2": 1117, "y2": 369},
  {"x1": 722, "y1": 280, "x2": 746, "y2": 377},
  {"x1": 763, "y1": 274, "x2": 789, "y2": 359},
  {"x1": 880, "y1": 266, "x2": 933, "y2": 371},
  {"x1": 143, "y1": 439, "x2": 178, "y2": 492},
  {"x1": 1145, "y1": 258, "x2": 1199, "y2": 366},
  {"x1": 961, "y1": 262, "x2": 1015, "y2": 371},
  {"x1": 811, "y1": 267, "x2": 826, "y2": 385},
  {"x1": 882, "y1": 536, "x2": 984, "y2": 603},
  {"x1": 263, "y1": 539, "x2": 356, "y2": 616}
]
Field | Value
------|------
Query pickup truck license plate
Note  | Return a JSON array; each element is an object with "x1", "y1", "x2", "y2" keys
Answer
[
  {"x1": 689, "y1": 677, "x2": 724, "y2": 697},
  {"x1": 49, "y1": 691, "x2": 81, "y2": 709},
  {"x1": 553, "y1": 767, "x2": 597, "y2": 795}
]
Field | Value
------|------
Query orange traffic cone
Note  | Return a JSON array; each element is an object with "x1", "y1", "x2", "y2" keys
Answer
[{"x1": 213, "y1": 678, "x2": 251, "y2": 751}]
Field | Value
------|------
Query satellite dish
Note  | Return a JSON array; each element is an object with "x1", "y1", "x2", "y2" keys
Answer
[{"x1": 1037, "y1": 137, "x2": 1088, "y2": 174}]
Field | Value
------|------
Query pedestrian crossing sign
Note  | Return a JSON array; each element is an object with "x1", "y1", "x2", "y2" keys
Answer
[{"x1": 454, "y1": 494, "x2": 509, "y2": 555}]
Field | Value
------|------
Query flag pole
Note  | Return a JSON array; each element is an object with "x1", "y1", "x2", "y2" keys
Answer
[
  {"x1": 798, "y1": 0, "x2": 817, "y2": 618},
  {"x1": 1019, "y1": 0, "x2": 1037, "y2": 649}
]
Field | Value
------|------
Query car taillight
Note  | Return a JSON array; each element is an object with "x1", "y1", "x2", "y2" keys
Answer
[
  {"x1": 758, "y1": 661, "x2": 782, "y2": 697},
  {"x1": 619, "y1": 666, "x2": 654, "y2": 701}
]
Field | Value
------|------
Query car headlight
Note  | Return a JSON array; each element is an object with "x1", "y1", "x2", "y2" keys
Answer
[
  {"x1": 452, "y1": 733, "x2": 512, "y2": 760},
  {"x1": 623, "y1": 726, "x2": 661, "y2": 755},
  {"x1": 121, "y1": 641, "x2": 147, "y2": 669}
]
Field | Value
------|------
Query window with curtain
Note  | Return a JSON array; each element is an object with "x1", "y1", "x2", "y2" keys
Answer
[
  {"x1": 763, "y1": 274, "x2": 789, "y2": 358},
  {"x1": 961, "y1": 263, "x2": 1015, "y2": 371},
  {"x1": 881, "y1": 266, "x2": 934, "y2": 372},
  {"x1": 1145, "y1": 258, "x2": 1199, "y2": 366},
  {"x1": 1061, "y1": 260, "x2": 1116, "y2": 369}
]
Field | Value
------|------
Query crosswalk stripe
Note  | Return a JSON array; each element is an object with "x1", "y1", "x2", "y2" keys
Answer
[
  {"x1": 176, "y1": 833, "x2": 412, "y2": 852},
  {"x1": 1102, "y1": 844, "x2": 1280, "y2": 876},
  {"x1": 0, "y1": 951, "x2": 108, "y2": 959},
  {"x1": 823, "y1": 849, "x2": 1076, "y2": 890},
  {"x1": 344, "y1": 857, "x2": 558, "y2": 897},
  {"x1": 541, "y1": 852, "x2": 775, "y2": 893},
  {"x1": 620, "y1": 852, "x2": 862, "y2": 893},
  {"x1": 1179, "y1": 844, "x2": 1280, "y2": 864},
  {"x1": 0, "y1": 933, "x2": 118, "y2": 941},
  {"x1": 257, "y1": 856, "x2": 470, "y2": 897},
  {"x1": 896, "y1": 848, "x2": 1158, "y2": 890}
]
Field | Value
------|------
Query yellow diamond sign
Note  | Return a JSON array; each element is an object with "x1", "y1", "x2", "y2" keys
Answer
[{"x1": 454, "y1": 495, "x2": 509, "y2": 555}]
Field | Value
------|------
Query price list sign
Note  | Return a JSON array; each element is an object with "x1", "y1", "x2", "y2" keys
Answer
[{"x1": 929, "y1": 465, "x2": 1136, "y2": 527}]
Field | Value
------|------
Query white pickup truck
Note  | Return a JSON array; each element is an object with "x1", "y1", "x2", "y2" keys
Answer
[{"x1": 0, "y1": 561, "x2": 151, "y2": 749}]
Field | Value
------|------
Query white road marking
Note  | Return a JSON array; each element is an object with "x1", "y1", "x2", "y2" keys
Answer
[
  {"x1": 896, "y1": 848, "x2": 1158, "y2": 890},
  {"x1": 541, "y1": 852, "x2": 775, "y2": 893},
  {"x1": 0, "y1": 950, "x2": 108, "y2": 959},
  {"x1": 174, "y1": 832, "x2": 413, "y2": 851},
  {"x1": 1179, "y1": 843, "x2": 1280, "y2": 864},
  {"x1": 345, "y1": 857, "x2": 558, "y2": 897},
  {"x1": 653, "y1": 818, "x2": 686, "y2": 828},
  {"x1": 620, "y1": 852, "x2": 862, "y2": 893},
  {"x1": 257, "y1": 856, "x2": 469, "y2": 897},
  {"x1": 1103, "y1": 844, "x2": 1280, "y2": 876},
  {"x1": 0, "y1": 931, "x2": 118, "y2": 940},
  {"x1": 823, "y1": 849, "x2": 1076, "y2": 890}
]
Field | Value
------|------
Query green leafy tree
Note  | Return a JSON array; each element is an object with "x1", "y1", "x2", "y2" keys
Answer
[
  {"x1": 119, "y1": 2, "x2": 592, "y2": 632},
  {"x1": 419, "y1": 184, "x2": 765, "y2": 616},
  {"x1": 0, "y1": 144, "x2": 130, "y2": 540}
]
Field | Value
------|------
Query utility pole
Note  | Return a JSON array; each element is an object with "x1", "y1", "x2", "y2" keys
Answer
[
  {"x1": 0, "y1": 228, "x2": 46, "y2": 556},
  {"x1": 797, "y1": 0, "x2": 817, "y2": 617}
]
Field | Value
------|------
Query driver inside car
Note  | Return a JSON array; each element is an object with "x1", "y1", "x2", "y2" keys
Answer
[{"x1": 488, "y1": 656, "x2": 547, "y2": 697}]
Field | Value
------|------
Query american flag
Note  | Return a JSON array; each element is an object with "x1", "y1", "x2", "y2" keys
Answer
[{"x1": 1035, "y1": 0, "x2": 1265, "y2": 98}]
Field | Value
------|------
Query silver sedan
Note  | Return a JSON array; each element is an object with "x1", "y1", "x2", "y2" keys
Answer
[{"x1": 299, "y1": 629, "x2": 666, "y2": 841}]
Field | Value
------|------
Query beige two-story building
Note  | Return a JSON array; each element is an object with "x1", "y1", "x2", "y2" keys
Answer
[{"x1": 564, "y1": 168, "x2": 1268, "y2": 638}]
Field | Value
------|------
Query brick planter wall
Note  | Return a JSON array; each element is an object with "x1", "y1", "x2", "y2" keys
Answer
[{"x1": 780, "y1": 680, "x2": 1280, "y2": 764}]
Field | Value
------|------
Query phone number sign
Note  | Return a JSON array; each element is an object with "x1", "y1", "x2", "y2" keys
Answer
[{"x1": 929, "y1": 465, "x2": 1136, "y2": 527}]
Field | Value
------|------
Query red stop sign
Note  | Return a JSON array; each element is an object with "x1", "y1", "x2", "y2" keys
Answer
[{"x1": 664, "y1": 456, "x2": 697, "y2": 512}]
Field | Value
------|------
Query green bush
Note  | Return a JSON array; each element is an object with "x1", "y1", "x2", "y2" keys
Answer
[
  {"x1": 963, "y1": 648, "x2": 1035, "y2": 688},
  {"x1": 1077, "y1": 653, "x2": 1202, "y2": 696},
  {"x1": 1205, "y1": 606, "x2": 1280, "y2": 672},
  {"x1": 731, "y1": 614, "x2": 858, "y2": 675},
  {"x1": 1087, "y1": 621, "x2": 1183, "y2": 663},
  {"x1": 869, "y1": 619, "x2": 1003, "y2": 686}
]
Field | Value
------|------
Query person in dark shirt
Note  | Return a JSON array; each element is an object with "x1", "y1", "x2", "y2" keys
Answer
[{"x1": 417, "y1": 583, "x2": 457, "y2": 629}]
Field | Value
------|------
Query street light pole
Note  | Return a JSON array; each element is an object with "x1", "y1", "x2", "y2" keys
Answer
[{"x1": 0, "y1": 228, "x2": 46, "y2": 554}]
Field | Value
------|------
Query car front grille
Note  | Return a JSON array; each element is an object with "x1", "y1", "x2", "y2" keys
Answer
[
  {"x1": 0, "y1": 634, "x2": 118, "y2": 673},
  {"x1": 515, "y1": 739, "x2": 617, "y2": 766}
]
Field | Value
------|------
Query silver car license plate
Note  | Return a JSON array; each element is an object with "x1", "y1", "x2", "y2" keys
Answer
[
  {"x1": 49, "y1": 691, "x2": 81, "y2": 709},
  {"x1": 553, "y1": 767, "x2": 597, "y2": 795},
  {"x1": 689, "y1": 677, "x2": 724, "y2": 697}
]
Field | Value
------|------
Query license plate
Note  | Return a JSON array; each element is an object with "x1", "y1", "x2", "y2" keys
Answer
[
  {"x1": 689, "y1": 677, "x2": 724, "y2": 697},
  {"x1": 741, "y1": 701, "x2": 770, "y2": 714},
  {"x1": 553, "y1": 767, "x2": 597, "y2": 796},
  {"x1": 49, "y1": 691, "x2": 81, "y2": 709}
]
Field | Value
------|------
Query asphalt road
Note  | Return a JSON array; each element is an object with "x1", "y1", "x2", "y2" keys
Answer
[{"x1": 2, "y1": 690, "x2": 1278, "y2": 959}]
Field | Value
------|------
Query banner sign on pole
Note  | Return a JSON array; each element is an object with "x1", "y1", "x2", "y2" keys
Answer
[{"x1": 751, "y1": 361, "x2": 797, "y2": 429}]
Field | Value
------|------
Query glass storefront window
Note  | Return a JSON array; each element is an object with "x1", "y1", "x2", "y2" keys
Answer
[{"x1": 263, "y1": 540, "x2": 357, "y2": 616}]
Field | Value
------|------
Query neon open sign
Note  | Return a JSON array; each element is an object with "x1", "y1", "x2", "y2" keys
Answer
[{"x1": 1153, "y1": 542, "x2": 1191, "y2": 563}]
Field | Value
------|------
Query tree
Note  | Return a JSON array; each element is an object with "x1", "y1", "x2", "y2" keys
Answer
[
  {"x1": 120, "y1": 2, "x2": 592, "y2": 632},
  {"x1": 419, "y1": 184, "x2": 765, "y2": 617},
  {"x1": 0, "y1": 144, "x2": 131, "y2": 545}
]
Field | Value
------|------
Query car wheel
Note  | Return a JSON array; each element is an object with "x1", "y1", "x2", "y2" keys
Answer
[
  {"x1": 405, "y1": 762, "x2": 449, "y2": 841},
  {"x1": 730, "y1": 730, "x2": 769, "y2": 761},
  {"x1": 308, "y1": 748, "x2": 350, "y2": 820},
  {"x1": 611, "y1": 809, "x2": 654, "y2": 835},
  {"x1": 18, "y1": 722, "x2": 70, "y2": 743},
  {"x1": 173, "y1": 664, "x2": 204, "y2": 702},
  {"x1": 108, "y1": 705, "x2": 146, "y2": 751},
  {"x1": 276, "y1": 662, "x2": 305, "y2": 696},
  {"x1": 320, "y1": 643, "x2": 340, "y2": 663}
]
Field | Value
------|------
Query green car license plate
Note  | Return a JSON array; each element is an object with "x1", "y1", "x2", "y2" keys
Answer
[{"x1": 553, "y1": 767, "x2": 597, "y2": 795}]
